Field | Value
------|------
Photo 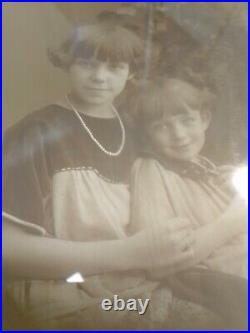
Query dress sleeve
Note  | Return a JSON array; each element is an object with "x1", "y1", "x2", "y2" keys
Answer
[
  {"x1": 129, "y1": 157, "x2": 177, "y2": 234},
  {"x1": 3, "y1": 119, "x2": 53, "y2": 235}
]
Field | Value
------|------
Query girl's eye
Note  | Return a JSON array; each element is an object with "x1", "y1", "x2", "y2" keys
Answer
[
  {"x1": 182, "y1": 117, "x2": 196, "y2": 125},
  {"x1": 108, "y1": 63, "x2": 126, "y2": 71}
]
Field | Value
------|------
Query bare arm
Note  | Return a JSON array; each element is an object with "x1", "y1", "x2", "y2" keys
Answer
[
  {"x1": 2, "y1": 221, "x2": 137, "y2": 280},
  {"x1": 189, "y1": 196, "x2": 247, "y2": 265},
  {"x1": 3, "y1": 219, "x2": 193, "y2": 281},
  {"x1": 147, "y1": 197, "x2": 247, "y2": 279}
]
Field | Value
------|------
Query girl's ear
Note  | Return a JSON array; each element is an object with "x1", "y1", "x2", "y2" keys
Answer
[{"x1": 201, "y1": 110, "x2": 211, "y2": 130}]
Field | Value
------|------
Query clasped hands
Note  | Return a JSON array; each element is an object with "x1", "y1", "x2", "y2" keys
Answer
[{"x1": 130, "y1": 217, "x2": 195, "y2": 278}]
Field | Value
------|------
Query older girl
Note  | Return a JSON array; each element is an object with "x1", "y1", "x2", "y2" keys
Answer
[{"x1": 3, "y1": 23, "x2": 194, "y2": 330}]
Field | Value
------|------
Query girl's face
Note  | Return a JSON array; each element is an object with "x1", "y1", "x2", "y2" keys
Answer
[
  {"x1": 68, "y1": 58, "x2": 131, "y2": 105},
  {"x1": 146, "y1": 106, "x2": 211, "y2": 162}
]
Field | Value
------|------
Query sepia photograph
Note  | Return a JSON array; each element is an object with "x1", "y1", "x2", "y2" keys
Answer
[{"x1": 2, "y1": 2, "x2": 248, "y2": 330}]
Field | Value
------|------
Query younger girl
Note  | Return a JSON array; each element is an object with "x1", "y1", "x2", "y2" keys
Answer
[
  {"x1": 129, "y1": 77, "x2": 248, "y2": 329},
  {"x1": 131, "y1": 76, "x2": 247, "y2": 279}
]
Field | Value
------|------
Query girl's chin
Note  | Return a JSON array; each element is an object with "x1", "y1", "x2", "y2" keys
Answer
[
  {"x1": 161, "y1": 152, "x2": 197, "y2": 162},
  {"x1": 161, "y1": 146, "x2": 201, "y2": 162}
]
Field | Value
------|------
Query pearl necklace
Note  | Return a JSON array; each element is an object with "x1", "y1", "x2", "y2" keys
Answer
[{"x1": 65, "y1": 95, "x2": 126, "y2": 157}]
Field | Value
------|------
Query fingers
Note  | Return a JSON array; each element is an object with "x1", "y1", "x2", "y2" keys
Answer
[
  {"x1": 169, "y1": 230, "x2": 195, "y2": 257},
  {"x1": 167, "y1": 249, "x2": 195, "y2": 274},
  {"x1": 149, "y1": 239, "x2": 195, "y2": 271},
  {"x1": 170, "y1": 229, "x2": 194, "y2": 246},
  {"x1": 153, "y1": 249, "x2": 194, "y2": 275},
  {"x1": 175, "y1": 248, "x2": 194, "y2": 264},
  {"x1": 144, "y1": 222, "x2": 195, "y2": 269},
  {"x1": 169, "y1": 218, "x2": 191, "y2": 231},
  {"x1": 159, "y1": 229, "x2": 183, "y2": 250},
  {"x1": 180, "y1": 232, "x2": 195, "y2": 252},
  {"x1": 159, "y1": 228, "x2": 195, "y2": 255}
]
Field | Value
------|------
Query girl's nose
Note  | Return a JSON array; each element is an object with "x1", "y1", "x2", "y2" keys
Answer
[
  {"x1": 91, "y1": 63, "x2": 108, "y2": 82},
  {"x1": 171, "y1": 123, "x2": 187, "y2": 141}
]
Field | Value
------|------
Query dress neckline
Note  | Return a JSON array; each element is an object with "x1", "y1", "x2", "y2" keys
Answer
[{"x1": 52, "y1": 103, "x2": 117, "y2": 121}]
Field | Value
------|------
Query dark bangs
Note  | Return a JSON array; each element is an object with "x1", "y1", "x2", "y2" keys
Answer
[
  {"x1": 133, "y1": 77, "x2": 215, "y2": 129},
  {"x1": 48, "y1": 24, "x2": 143, "y2": 70},
  {"x1": 73, "y1": 24, "x2": 143, "y2": 66}
]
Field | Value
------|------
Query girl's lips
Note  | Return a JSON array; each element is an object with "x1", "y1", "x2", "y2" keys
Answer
[
  {"x1": 84, "y1": 87, "x2": 110, "y2": 91},
  {"x1": 172, "y1": 143, "x2": 191, "y2": 149}
]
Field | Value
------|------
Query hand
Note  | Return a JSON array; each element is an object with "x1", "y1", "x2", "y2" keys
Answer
[
  {"x1": 221, "y1": 196, "x2": 248, "y2": 233},
  {"x1": 183, "y1": 197, "x2": 248, "y2": 269},
  {"x1": 129, "y1": 218, "x2": 195, "y2": 272},
  {"x1": 218, "y1": 165, "x2": 235, "y2": 179}
]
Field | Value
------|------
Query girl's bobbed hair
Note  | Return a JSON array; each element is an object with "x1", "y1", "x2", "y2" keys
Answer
[
  {"x1": 132, "y1": 76, "x2": 216, "y2": 127},
  {"x1": 48, "y1": 23, "x2": 144, "y2": 72}
]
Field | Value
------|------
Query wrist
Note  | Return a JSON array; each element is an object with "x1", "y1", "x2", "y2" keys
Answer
[{"x1": 127, "y1": 233, "x2": 152, "y2": 270}]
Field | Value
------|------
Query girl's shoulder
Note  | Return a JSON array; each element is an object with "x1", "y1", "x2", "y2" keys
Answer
[
  {"x1": 4, "y1": 104, "x2": 72, "y2": 143},
  {"x1": 20, "y1": 104, "x2": 71, "y2": 128},
  {"x1": 131, "y1": 156, "x2": 175, "y2": 179},
  {"x1": 132, "y1": 156, "x2": 159, "y2": 170}
]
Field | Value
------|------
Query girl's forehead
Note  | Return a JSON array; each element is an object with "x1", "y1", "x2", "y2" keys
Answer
[
  {"x1": 164, "y1": 106, "x2": 200, "y2": 119},
  {"x1": 74, "y1": 55, "x2": 128, "y2": 65},
  {"x1": 165, "y1": 82, "x2": 201, "y2": 105},
  {"x1": 160, "y1": 108, "x2": 199, "y2": 123},
  {"x1": 156, "y1": 101, "x2": 202, "y2": 127},
  {"x1": 166, "y1": 95, "x2": 201, "y2": 112},
  {"x1": 144, "y1": 79, "x2": 202, "y2": 113},
  {"x1": 163, "y1": 88, "x2": 202, "y2": 116},
  {"x1": 146, "y1": 107, "x2": 199, "y2": 130}
]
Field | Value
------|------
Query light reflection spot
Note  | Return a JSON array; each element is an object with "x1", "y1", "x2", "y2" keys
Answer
[{"x1": 66, "y1": 272, "x2": 85, "y2": 283}]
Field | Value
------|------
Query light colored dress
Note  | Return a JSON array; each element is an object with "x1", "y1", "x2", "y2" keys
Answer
[
  {"x1": 3, "y1": 105, "x2": 167, "y2": 329},
  {"x1": 3, "y1": 107, "x2": 227, "y2": 329},
  {"x1": 130, "y1": 156, "x2": 247, "y2": 278}
]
